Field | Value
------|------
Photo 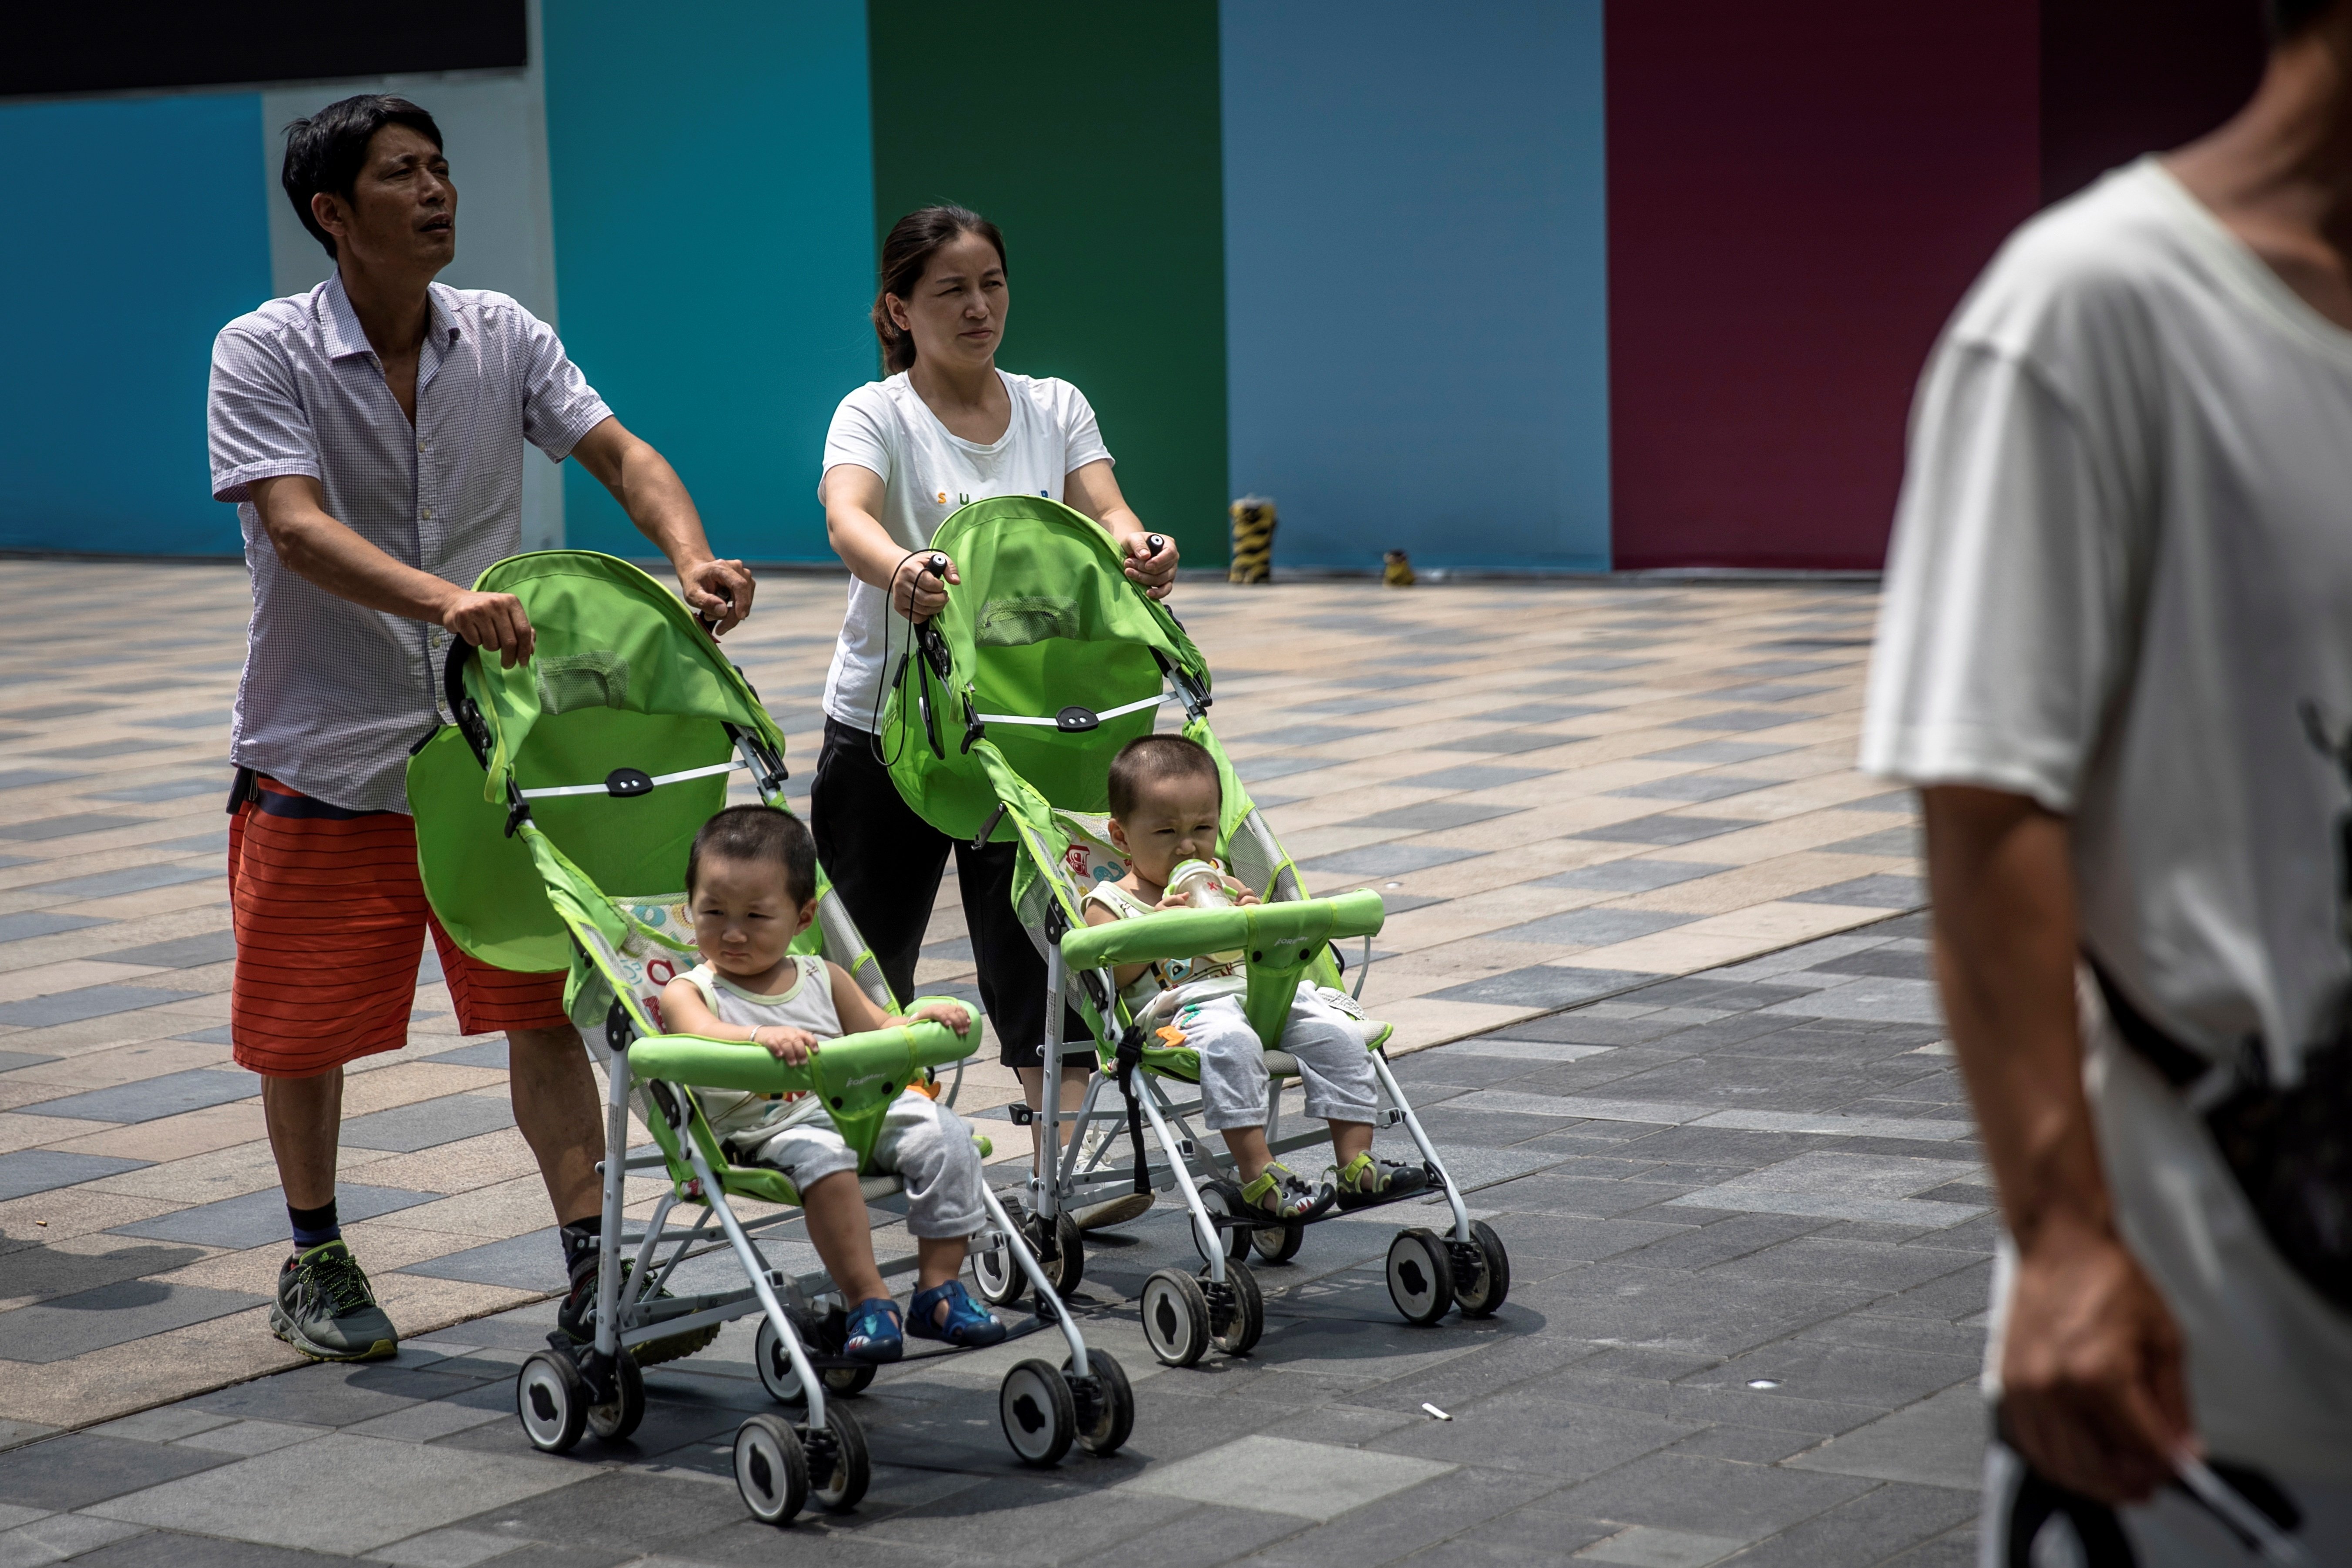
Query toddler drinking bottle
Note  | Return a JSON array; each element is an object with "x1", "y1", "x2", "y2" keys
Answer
[{"x1": 1165, "y1": 860, "x2": 1232, "y2": 908}]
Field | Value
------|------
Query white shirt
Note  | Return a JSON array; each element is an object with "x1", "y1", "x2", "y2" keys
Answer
[
  {"x1": 1862, "y1": 157, "x2": 2352, "y2": 1081},
  {"x1": 208, "y1": 274, "x2": 613, "y2": 813},
  {"x1": 817, "y1": 369, "x2": 1111, "y2": 727},
  {"x1": 678, "y1": 955, "x2": 843, "y2": 1138}
]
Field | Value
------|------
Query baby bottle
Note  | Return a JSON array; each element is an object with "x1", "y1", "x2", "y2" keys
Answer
[{"x1": 1165, "y1": 859, "x2": 1233, "y2": 908}]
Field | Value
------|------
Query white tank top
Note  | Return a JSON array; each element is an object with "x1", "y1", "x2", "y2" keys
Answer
[{"x1": 677, "y1": 954, "x2": 843, "y2": 1139}]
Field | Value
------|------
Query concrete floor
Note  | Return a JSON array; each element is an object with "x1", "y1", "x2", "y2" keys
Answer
[{"x1": 0, "y1": 565, "x2": 1979, "y2": 1565}]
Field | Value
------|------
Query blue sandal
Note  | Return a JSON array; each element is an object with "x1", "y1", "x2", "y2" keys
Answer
[
  {"x1": 841, "y1": 1296, "x2": 904, "y2": 1363},
  {"x1": 907, "y1": 1280, "x2": 1007, "y2": 1348}
]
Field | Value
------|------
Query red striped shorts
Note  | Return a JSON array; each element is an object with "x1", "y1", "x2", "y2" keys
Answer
[{"x1": 228, "y1": 776, "x2": 570, "y2": 1078}]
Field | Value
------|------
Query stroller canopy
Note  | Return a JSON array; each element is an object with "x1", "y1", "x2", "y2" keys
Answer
[
  {"x1": 884, "y1": 497, "x2": 1214, "y2": 839},
  {"x1": 407, "y1": 551, "x2": 788, "y2": 981}
]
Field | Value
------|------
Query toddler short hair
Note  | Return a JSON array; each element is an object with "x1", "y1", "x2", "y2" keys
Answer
[
  {"x1": 686, "y1": 805, "x2": 817, "y2": 906},
  {"x1": 1108, "y1": 734, "x2": 1222, "y2": 819}
]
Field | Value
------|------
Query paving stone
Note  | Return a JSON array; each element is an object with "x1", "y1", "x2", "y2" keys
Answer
[
  {"x1": 1669, "y1": 709, "x2": 1820, "y2": 733},
  {"x1": 1392, "y1": 764, "x2": 1549, "y2": 791},
  {"x1": 0, "y1": 1513, "x2": 150, "y2": 1565},
  {"x1": 1609, "y1": 775, "x2": 1776, "y2": 804},
  {"x1": 1717, "y1": 1480, "x2": 1979, "y2": 1568},
  {"x1": 89, "y1": 1408, "x2": 239, "y2": 1444},
  {"x1": 168, "y1": 1026, "x2": 237, "y2": 1046},
  {"x1": 134, "y1": 710, "x2": 234, "y2": 731},
  {"x1": 0, "y1": 913, "x2": 110, "y2": 945},
  {"x1": 31, "y1": 1069, "x2": 258, "y2": 1124},
  {"x1": 397, "y1": 1228, "x2": 565, "y2": 1292},
  {"x1": 1547, "y1": 1450, "x2": 1874, "y2": 1543},
  {"x1": 1670, "y1": 1153, "x2": 1984, "y2": 1228},
  {"x1": 1509, "y1": 1264, "x2": 1871, "y2": 1355},
  {"x1": 1757, "y1": 977, "x2": 1942, "y2": 1027},
  {"x1": 174, "y1": 1420, "x2": 327, "y2": 1457},
  {"x1": 1787, "y1": 875, "x2": 1926, "y2": 910},
  {"x1": 1233, "y1": 756, "x2": 1329, "y2": 784},
  {"x1": 364, "y1": 1526, "x2": 519, "y2": 1567},
  {"x1": 1643, "y1": 741, "x2": 1802, "y2": 765},
  {"x1": 0, "y1": 772, "x2": 87, "y2": 792},
  {"x1": 415, "y1": 1040, "x2": 508, "y2": 1068},
  {"x1": 11, "y1": 867, "x2": 216, "y2": 905},
  {"x1": 0, "y1": 1151, "x2": 150, "y2": 1202},
  {"x1": 108, "y1": 1182, "x2": 437, "y2": 1248},
  {"x1": 1446, "y1": 728, "x2": 1591, "y2": 754},
  {"x1": 1539, "y1": 860, "x2": 1734, "y2": 893},
  {"x1": 1489, "y1": 908, "x2": 1700, "y2": 947},
  {"x1": 85, "y1": 1432, "x2": 583, "y2": 1554},
  {"x1": 1573, "y1": 817, "x2": 1751, "y2": 847},
  {"x1": 0, "y1": 814, "x2": 146, "y2": 842},
  {"x1": 94, "y1": 779, "x2": 225, "y2": 804},
  {"x1": 1808, "y1": 946, "x2": 1933, "y2": 981},
  {"x1": 340, "y1": 1401, "x2": 507, "y2": 1445},
  {"x1": 0, "y1": 1052, "x2": 60, "y2": 1075},
  {"x1": 339, "y1": 1094, "x2": 515, "y2": 1153},
  {"x1": 0, "y1": 984, "x2": 205, "y2": 1028},
  {"x1": 0, "y1": 1280, "x2": 265, "y2": 1363},
  {"x1": 0, "y1": 1434, "x2": 233, "y2": 1511},
  {"x1": 1343, "y1": 802, "x2": 1528, "y2": 833},
  {"x1": 1707, "y1": 682, "x2": 1833, "y2": 704},
  {"x1": 1297, "y1": 843, "x2": 1486, "y2": 878},
  {"x1": 1577, "y1": 1524, "x2": 1750, "y2": 1566},
  {"x1": 1425, "y1": 967, "x2": 1660, "y2": 1009},
  {"x1": 88, "y1": 933, "x2": 239, "y2": 970},
  {"x1": 1443, "y1": 1038, "x2": 1620, "y2": 1063},
  {"x1": 1783, "y1": 1382, "x2": 1986, "y2": 1491}
]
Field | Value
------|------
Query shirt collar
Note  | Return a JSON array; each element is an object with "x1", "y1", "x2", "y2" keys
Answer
[{"x1": 317, "y1": 272, "x2": 465, "y2": 361}]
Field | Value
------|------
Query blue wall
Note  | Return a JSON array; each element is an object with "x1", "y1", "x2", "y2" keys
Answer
[
  {"x1": 0, "y1": 94, "x2": 272, "y2": 555},
  {"x1": 1219, "y1": 0, "x2": 1612, "y2": 572},
  {"x1": 543, "y1": 0, "x2": 877, "y2": 563}
]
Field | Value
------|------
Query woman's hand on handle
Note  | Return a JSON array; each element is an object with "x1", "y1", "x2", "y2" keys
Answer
[
  {"x1": 1122, "y1": 532, "x2": 1179, "y2": 600},
  {"x1": 893, "y1": 553, "x2": 958, "y2": 621}
]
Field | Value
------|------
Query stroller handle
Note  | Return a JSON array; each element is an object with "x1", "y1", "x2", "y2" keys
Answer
[{"x1": 1060, "y1": 889, "x2": 1385, "y2": 972}]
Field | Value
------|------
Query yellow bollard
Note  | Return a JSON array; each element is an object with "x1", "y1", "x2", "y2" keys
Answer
[
  {"x1": 1229, "y1": 496, "x2": 1276, "y2": 584},
  {"x1": 1384, "y1": 550, "x2": 1418, "y2": 587}
]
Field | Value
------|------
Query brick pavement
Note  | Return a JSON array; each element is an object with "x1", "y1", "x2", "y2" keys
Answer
[{"x1": 0, "y1": 563, "x2": 1980, "y2": 1565}]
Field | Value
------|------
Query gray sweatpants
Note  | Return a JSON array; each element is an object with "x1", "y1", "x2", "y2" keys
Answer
[
  {"x1": 736, "y1": 1091, "x2": 985, "y2": 1240},
  {"x1": 1176, "y1": 988, "x2": 1378, "y2": 1134}
]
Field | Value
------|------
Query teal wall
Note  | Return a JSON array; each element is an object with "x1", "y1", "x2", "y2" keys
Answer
[
  {"x1": 0, "y1": 94, "x2": 272, "y2": 554},
  {"x1": 543, "y1": 0, "x2": 876, "y2": 562}
]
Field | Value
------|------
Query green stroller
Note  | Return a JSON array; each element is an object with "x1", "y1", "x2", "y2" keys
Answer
[
  {"x1": 407, "y1": 551, "x2": 1135, "y2": 1526},
  {"x1": 881, "y1": 498, "x2": 1511, "y2": 1368}
]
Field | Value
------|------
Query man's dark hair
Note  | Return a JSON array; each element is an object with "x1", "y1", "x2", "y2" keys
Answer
[
  {"x1": 686, "y1": 806, "x2": 818, "y2": 907},
  {"x1": 281, "y1": 94, "x2": 443, "y2": 261},
  {"x1": 2272, "y1": 0, "x2": 2340, "y2": 37},
  {"x1": 1107, "y1": 735, "x2": 1222, "y2": 820}
]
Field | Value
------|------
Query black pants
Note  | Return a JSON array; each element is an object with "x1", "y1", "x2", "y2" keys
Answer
[{"x1": 811, "y1": 719, "x2": 1085, "y2": 1069}]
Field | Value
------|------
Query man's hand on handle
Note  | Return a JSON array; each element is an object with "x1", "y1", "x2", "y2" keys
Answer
[
  {"x1": 440, "y1": 590, "x2": 536, "y2": 668},
  {"x1": 679, "y1": 556, "x2": 754, "y2": 637},
  {"x1": 2003, "y1": 1218, "x2": 2195, "y2": 1503}
]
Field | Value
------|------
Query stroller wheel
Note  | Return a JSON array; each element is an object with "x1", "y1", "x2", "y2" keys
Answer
[
  {"x1": 999, "y1": 1357, "x2": 1076, "y2": 1467},
  {"x1": 1065, "y1": 1349, "x2": 1134, "y2": 1457},
  {"x1": 803, "y1": 1403, "x2": 870, "y2": 1513},
  {"x1": 1205, "y1": 1261, "x2": 1264, "y2": 1358},
  {"x1": 1140, "y1": 1268, "x2": 1211, "y2": 1367},
  {"x1": 1251, "y1": 1219, "x2": 1305, "y2": 1265},
  {"x1": 1387, "y1": 1228, "x2": 1456, "y2": 1326},
  {"x1": 515, "y1": 1349, "x2": 588, "y2": 1454},
  {"x1": 1453, "y1": 1220, "x2": 1513, "y2": 1319},
  {"x1": 757, "y1": 1311, "x2": 880, "y2": 1404},
  {"x1": 1043, "y1": 1210, "x2": 1086, "y2": 1299},
  {"x1": 1195, "y1": 1180, "x2": 1256, "y2": 1264},
  {"x1": 585, "y1": 1351, "x2": 645, "y2": 1443},
  {"x1": 971, "y1": 1210, "x2": 1027, "y2": 1306},
  {"x1": 733, "y1": 1414, "x2": 809, "y2": 1525}
]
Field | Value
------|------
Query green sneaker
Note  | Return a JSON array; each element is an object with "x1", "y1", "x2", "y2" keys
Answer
[
  {"x1": 1334, "y1": 1153, "x2": 1431, "y2": 1212},
  {"x1": 270, "y1": 1240, "x2": 398, "y2": 1362}
]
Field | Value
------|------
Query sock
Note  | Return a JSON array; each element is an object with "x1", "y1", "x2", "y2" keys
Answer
[
  {"x1": 561, "y1": 1215, "x2": 601, "y2": 1286},
  {"x1": 288, "y1": 1199, "x2": 340, "y2": 1252}
]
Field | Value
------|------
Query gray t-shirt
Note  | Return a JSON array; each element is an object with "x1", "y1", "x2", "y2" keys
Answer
[{"x1": 1862, "y1": 157, "x2": 2352, "y2": 1081}]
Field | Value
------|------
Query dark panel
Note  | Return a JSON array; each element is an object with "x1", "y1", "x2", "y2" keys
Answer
[
  {"x1": 2041, "y1": 0, "x2": 2268, "y2": 202},
  {"x1": 1606, "y1": 3, "x2": 2040, "y2": 571},
  {"x1": 5, "y1": 2, "x2": 524, "y2": 99},
  {"x1": 867, "y1": 0, "x2": 1229, "y2": 559}
]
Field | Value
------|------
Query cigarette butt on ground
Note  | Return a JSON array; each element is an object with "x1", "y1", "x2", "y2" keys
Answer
[{"x1": 1421, "y1": 1403, "x2": 1451, "y2": 1421}]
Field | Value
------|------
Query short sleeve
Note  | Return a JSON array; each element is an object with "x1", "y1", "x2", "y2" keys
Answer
[
  {"x1": 820, "y1": 386, "x2": 895, "y2": 500},
  {"x1": 1859, "y1": 339, "x2": 2136, "y2": 813},
  {"x1": 208, "y1": 327, "x2": 320, "y2": 504},
  {"x1": 1058, "y1": 382, "x2": 1112, "y2": 473},
  {"x1": 517, "y1": 311, "x2": 613, "y2": 462}
]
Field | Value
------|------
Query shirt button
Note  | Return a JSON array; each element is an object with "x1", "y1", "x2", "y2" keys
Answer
[{"x1": 421, "y1": 506, "x2": 434, "y2": 520}]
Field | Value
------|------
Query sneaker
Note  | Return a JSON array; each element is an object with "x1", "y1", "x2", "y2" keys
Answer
[
  {"x1": 558, "y1": 1260, "x2": 722, "y2": 1368},
  {"x1": 1240, "y1": 1162, "x2": 1334, "y2": 1222},
  {"x1": 908, "y1": 1280, "x2": 1007, "y2": 1348},
  {"x1": 271, "y1": 1240, "x2": 397, "y2": 1363},
  {"x1": 1334, "y1": 1153, "x2": 1431, "y2": 1211},
  {"x1": 841, "y1": 1296, "x2": 907, "y2": 1363}
]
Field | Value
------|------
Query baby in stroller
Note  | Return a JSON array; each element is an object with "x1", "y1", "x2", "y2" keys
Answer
[
  {"x1": 659, "y1": 805, "x2": 1008, "y2": 1363},
  {"x1": 1082, "y1": 735, "x2": 1429, "y2": 1222}
]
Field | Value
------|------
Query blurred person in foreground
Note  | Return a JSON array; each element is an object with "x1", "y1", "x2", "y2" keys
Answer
[{"x1": 1864, "y1": 0, "x2": 2352, "y2": 1559}]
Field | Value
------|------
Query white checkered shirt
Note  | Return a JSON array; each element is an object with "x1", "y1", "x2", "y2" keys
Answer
[{"x1": 209, "y1": 273, "x2": 613, "y2": 813}]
